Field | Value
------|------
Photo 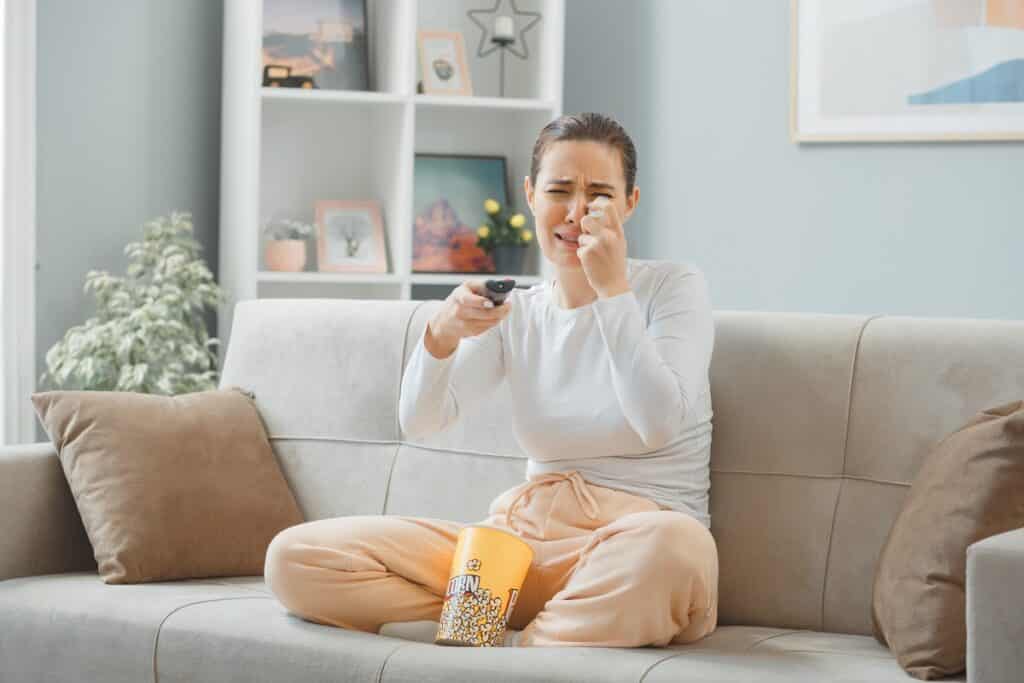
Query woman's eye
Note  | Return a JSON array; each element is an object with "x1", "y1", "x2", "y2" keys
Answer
[
  {"x1": 547, "y1": 189, "x2": 567, "y2": 194},
  {"x1": 594, "y1": 193, "x2": 612, "y2": 198}
]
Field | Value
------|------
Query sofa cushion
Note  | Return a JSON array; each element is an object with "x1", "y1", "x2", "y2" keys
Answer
[
  {"x1": 30, "y1": 388, "x2": 304, "y2": 583},
  {"x1": 384, "y1": 443, "x2": 526, "y2": 522},
  {"x1": 833, "y1": 316, "x2": 1024, "y2": 637},
  {"x1": 871, "y1": 399, "x2": 1024, "y2": 679},
  {"x1": 0, "y1": 573, "x2": 281, "y2": 683},
  {"x1": 642, "y1": 630, "x2": 966, "y2": 682},
  {"x1": 3, "y1": 572, "x2": 951, "y2": 683},
  {"x1": 378, "y1": 626, "x2": 958, "y2": 683}
]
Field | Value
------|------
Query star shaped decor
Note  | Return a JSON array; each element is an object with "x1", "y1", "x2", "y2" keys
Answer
[{"x1": 467, "y1": 0, "x2": 542, "y2": 60}]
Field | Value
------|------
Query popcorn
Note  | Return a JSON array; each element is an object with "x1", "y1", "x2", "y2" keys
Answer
[{"x1": 437, "y1": 559, "x2": 520, "y2": 647}]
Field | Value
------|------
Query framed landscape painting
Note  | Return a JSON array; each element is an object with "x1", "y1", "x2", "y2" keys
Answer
[
  {"x1": 412, "y1": 154, "x2": 508, "y2": 274},
  {"x1": 792, "y1": 0, "x2": 1024, "y2": 142}
]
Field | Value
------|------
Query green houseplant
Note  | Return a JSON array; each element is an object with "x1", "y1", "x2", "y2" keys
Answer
[
  {"x1": 475, "y1": 198, "x2": 533, "y2": 274},
  {"x1": 39, "y1": 211, "x2": 224, "y2": 395}
]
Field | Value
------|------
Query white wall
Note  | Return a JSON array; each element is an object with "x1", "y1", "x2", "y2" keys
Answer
[{"x1": 564, "y1": 0, "x2": 1024, "y2": 320}]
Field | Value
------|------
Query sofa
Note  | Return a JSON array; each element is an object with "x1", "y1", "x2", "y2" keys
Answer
[{"x1": 3, "y1": 297, "x2": 1023, "y2": 683}]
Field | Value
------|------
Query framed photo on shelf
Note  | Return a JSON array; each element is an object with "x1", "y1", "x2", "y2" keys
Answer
[
  {"x1": 262, "y1": 0, "x2": 370, "y2": 91},
  {"x1": 412, "y1": 154, "x2": 509, "y2": 274},
  {"x1": 417, "y1": 30, "x2": 473, "y2": 96},
  {"x1": 316, "y1": 200, "x2": 388, "y2": 273},
  {"x1": 791, "y1": 0, "x2": 1024, "y2": 142}
]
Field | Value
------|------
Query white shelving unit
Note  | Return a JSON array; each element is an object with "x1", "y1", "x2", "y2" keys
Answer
[{"x1": 219, "y1": 0, "x2": 565, "y2": 349}]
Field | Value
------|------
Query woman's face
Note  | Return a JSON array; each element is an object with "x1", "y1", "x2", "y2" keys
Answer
[{"x1": 524, "y1": 140, "x2": 639, "y2": 270}]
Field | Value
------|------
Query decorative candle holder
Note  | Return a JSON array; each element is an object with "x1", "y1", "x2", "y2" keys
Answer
[{"x1": 467, "y1": 1, "x2": 542, "y2": 98}]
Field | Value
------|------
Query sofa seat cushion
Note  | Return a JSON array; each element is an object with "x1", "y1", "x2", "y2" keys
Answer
[
  {"x1": 643, "y1": 630, "x2": 966, "y2": 683},
  {"x1": 1, "y1": 572, "x2": 965, "y2": 683},
  {"x1": 0, "y1": 572, "x2": 402, "y2": 683}
]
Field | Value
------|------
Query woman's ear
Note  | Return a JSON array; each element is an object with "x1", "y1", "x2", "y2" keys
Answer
[
  {"x1": 623, "y1": 185, "x2": 640, "y2": 222},
  {"x1": 523, "y1": 175, "x2": 534, "y2": 213}
]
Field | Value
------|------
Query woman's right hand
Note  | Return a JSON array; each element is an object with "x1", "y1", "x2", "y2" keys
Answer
[{"x1": 425, "y1": 280, "x2": 512, "y2": 359}]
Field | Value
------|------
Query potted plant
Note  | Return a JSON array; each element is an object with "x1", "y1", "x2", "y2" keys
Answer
[
  {"x1": 263, "y1": 218, "x2": 314, "y2": 272},
  {"x1": 39, "y1": 211, "x2": 224, "y2": 394},
  {"x1": 474, "y1": 198, "x2": 533, "y2": 274}
]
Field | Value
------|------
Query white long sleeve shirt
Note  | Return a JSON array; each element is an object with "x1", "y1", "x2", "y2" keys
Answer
[{"x1": 399, "y1": 258, "x2": 715, "y2": 528}]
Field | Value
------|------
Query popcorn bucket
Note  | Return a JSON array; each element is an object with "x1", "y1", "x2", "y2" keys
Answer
[{"x1": 435, "y1": 525, "x2": 534, "y2": 647}]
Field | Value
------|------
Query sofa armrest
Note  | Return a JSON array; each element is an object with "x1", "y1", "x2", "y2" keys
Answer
[
  {"x1": 966, "y1": 526, "x2": 1024, "y2": 683},
  {"x1": 0, "y1": 442, "x2": 95, "y2": 581}
]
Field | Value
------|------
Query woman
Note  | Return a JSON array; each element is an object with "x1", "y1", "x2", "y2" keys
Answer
[{"x1": 265, "y1": 112, "x2": 718, "y2": 648}]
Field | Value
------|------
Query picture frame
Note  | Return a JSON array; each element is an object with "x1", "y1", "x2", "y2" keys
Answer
[
  {"x1": 418, "y1": 30, "x2": 473, "y2": 96},
  {"x1": 315, "y1": 200, "x2": 388, "y2": 273},
  {"x1": 412, "y1": 153, "x2": 509, "y2": 274},
  {"x1": 791, "y1": 0, "x2": 1024, "y2": 143},
  {"x1": 262, "y1": 0, "x2": 371, "y2": 92}
]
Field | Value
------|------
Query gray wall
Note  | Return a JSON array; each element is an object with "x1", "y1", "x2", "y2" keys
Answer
[
  {"x1": 565, "y1": 0, "x2": 1024, "y2": 320},
  {"x1": 35, "y1": 0, "x2": 223, "y2": 435}
]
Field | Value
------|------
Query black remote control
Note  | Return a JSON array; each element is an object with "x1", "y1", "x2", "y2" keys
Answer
[{"x1": 484, "y1": 278, "x2": 516, "y2": 305}]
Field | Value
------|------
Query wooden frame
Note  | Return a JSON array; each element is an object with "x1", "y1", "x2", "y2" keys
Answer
[
  {"x1": 791, "y1": 0, "x2": 1024, "y2": 143},
  {"x1": 418, "y1": 30, "x2": 473, "y2": 96},
  {"x1": 315, "y1": 200, "x2": 388, "y2": 273}
]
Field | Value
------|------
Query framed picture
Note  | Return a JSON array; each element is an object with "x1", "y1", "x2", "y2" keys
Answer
[
  {"x1": 412, "y1": 154, "x2": 508, "y2": 274},
  {"x1": 418, "y1": 30, "x2": 473, "y2": 96},
  {"x1": 262, "y1": 0, "x2": 370, "y2": 91},
  {"x1": 316, "y1": 200, "x2": 388, "y2": 273},
  {"x1": 791, "y1": 0, "x2": 1024, "y2": 142}
]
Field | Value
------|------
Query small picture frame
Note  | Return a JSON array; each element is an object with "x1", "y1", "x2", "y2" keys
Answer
[
  {"x1": 315, "y1": 200, "x2": 388, "y2": 273},
  {"x1": 418, "y1": 30, "x2": 473, "y2": 96},
  {"x1": 262, "y1": 0, "x2": 371, "y2": 92}
]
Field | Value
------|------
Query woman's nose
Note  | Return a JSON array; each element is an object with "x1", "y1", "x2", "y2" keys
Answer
[{"x1": 566, "y1": 195, "x2": 587, "y2": 223}]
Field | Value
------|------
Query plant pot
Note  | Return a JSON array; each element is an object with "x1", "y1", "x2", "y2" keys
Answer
[
  {"x1": 492, "y1": 244, "x2": 526, "y2": 275},
  {"x1": 265, "y1": 240, "x2": 307, "y2": 272}
]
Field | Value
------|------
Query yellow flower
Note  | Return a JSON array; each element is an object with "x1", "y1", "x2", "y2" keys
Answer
[
  {"x1": 521, "y1": 230, "x2": 533, "y2": 242},
  {"x1": 484, "y1": 199, "x2": 501, "y2": 215},
  {"x1": 477, "y1": 225, "x2": 490, "y2": 238},
  {"x1": 509, "y1": 213, "x2": 526, "y2": 228}
]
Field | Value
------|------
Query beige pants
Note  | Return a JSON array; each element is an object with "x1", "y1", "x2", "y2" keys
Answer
[{"x1": 264, "y1": 471, "x2": 718, "y2": 647}]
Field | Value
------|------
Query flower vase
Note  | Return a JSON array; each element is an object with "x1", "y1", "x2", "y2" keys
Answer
[
  {"x1": 264, "y1": 240, "x2": 307, "y2": 272},
  {"x1": 492, "y1": 244, "x2": 526, "y2": 275}
]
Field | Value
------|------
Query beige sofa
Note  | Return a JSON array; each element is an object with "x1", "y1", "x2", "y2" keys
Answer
[{"x1": 3, "y1": 297, "x2": 1023, "y2": 682}]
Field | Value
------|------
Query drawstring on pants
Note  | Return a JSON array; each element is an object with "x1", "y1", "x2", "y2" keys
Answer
[{"x1": 504, "y1": 471, "x2": 600, "y2": 534}]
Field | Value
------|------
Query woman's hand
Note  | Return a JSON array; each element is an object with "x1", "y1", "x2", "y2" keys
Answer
[
  {"x1": 425, "y1": 280, "x2": 512, "y2": 359},
  {"x1": 577, "y1": 197, "x2": 630, "y2": 298}
]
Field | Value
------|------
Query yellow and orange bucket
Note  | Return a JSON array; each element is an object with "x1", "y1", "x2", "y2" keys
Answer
[{"x1": 435, "y1": 525, "x2": 534, "y2": 647}]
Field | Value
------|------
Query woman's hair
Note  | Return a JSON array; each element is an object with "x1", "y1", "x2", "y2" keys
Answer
[{"x1": 529, "y1": 112, "x2": 638, "y2": 196}]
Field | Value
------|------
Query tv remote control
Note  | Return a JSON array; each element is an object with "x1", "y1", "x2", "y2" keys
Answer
[{"x1": 484, "y1": 279, "x2": 516, "y2": 305}]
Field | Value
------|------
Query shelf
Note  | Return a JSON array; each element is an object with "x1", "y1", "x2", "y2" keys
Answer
[
  {"x1": 414, "y1": 94, "x2": 555, "y2": 112},
  {"x1": 257, "y1": 272, "x2": 401, "y2": 285},
  {"x1": 261, "y1": 88, "x2": 407, "y2": 106},
  {"x1": 409, "y1": 273, "x2": 543, "y2": 285},
  {"x1": 256, "y1": 272, "x2": 543, "y2": 286},
  {"x1": 259, "y1": 91, "x2": 555, "y2": 112}
]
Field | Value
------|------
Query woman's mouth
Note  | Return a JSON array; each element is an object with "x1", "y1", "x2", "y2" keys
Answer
[{"x1": 555, "y1": 232, "x2": 580, "y2": 246}]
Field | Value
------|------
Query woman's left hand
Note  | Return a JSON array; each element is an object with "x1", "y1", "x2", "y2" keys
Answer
[{"x1": 577, "y1": 197, "x2": 630, "y2": 298}]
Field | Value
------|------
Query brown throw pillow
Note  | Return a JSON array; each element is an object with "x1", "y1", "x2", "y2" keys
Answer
[
  {"x1": 871, "y1": 399, "x2": 1024, "y2": 680},
  {"x1": 31, "y1": 387, "x2": 304, "y2": 584}
]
